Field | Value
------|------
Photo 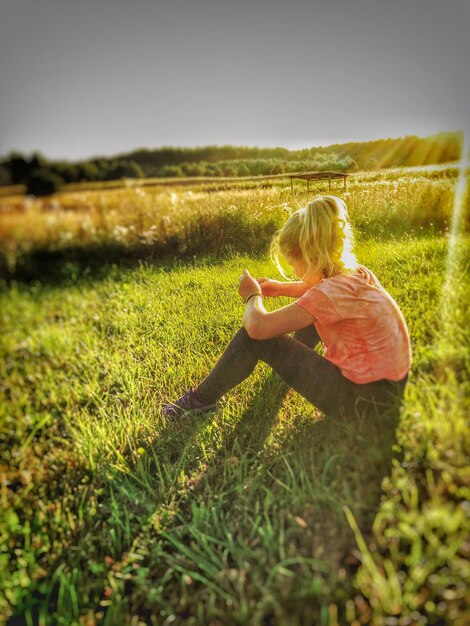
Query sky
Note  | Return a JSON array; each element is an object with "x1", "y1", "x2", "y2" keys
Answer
[{"x1": 1, "y1": 0, "x2": 469, "y2": 161}]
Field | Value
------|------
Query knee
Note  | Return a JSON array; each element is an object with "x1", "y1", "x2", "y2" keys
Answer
[
  {"x1": 231, "y1": 326, "x2": 257, "y2": 350},
  {"x1": 235, "y1": 326, "x2": 251, "y2": 342},
  {"x1": 235, "y1": 326, "x2": 279, "y2": 353}
]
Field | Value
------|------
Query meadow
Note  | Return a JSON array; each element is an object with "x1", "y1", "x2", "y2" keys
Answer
[{"x1": 0, "y1": 167, "x2": 469, "y2": 625}]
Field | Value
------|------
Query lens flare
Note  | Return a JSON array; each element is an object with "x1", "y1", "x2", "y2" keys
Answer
[{"x1": 442, "y1": 130, "x2": 469, "y2": 321}]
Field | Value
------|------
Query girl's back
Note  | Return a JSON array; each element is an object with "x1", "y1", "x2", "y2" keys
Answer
[{"x1": 297, "y1": 264, "x2": 412, "y2": 384}]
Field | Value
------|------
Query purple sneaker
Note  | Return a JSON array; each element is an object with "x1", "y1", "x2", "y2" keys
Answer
[{"x1": 162, "y1": 386, "x2": 219, "y2": 419}]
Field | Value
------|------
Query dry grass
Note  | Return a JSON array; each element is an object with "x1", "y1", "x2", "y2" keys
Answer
[{"x1": 0, "y1": 167, "x2": 467, "y2": 279}]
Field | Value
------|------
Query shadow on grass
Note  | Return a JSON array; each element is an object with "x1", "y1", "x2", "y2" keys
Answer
[
  {"x1": 7, "y1": 364, "x2": 404, "y2": 626},
  {"x1": 0, "y1": 243, "x2": 249, "y2": 289},
  {"x1": 216, "y1": 371, "x2": 291, "y2": 457},
  {"x1": 145, "y1": 352, "x2": 404, "y2": 542},
  {"x1": 203, "y1": 373, "x2": 403, "y2": 531},
  {"x1": 1, "y1": 230, "x2": 447, "y2": 286},
  {"x1": 0, "y1": 242, "x2": 198, "y2": 286},
  {"x1": 136, "y1": 319, "x2": 404, "y2": 545},
  {"x1": 108, "y1": 370, "x2": 405, "y2": 624}
]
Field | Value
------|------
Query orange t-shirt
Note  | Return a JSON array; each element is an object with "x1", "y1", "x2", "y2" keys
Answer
[{"x1": 296, "y1": 265, "x2": 412, "y2": 384}]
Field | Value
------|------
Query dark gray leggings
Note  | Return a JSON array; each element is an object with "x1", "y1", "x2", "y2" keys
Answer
[{"x1": 196, "y1": 325, "x2": 408, "y2": 418}]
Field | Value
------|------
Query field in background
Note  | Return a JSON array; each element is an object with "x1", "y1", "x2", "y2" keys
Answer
[
  {"x1": 0, "y1": 166, "x2": 468, "y2": 281},
  {"x1": 0, "y1": 167, "x2": 469, "y2": 625}
]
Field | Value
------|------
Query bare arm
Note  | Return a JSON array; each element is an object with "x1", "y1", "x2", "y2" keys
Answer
[
  {"x1": 257, "y1": 278, "x2": 311, "y2": 299},
  {"x1": 243, "y1": 295, "x2": 316, "y2": 340},
  {"x1": 238, "y1": 269, "x2": 316, "y2": 340}
]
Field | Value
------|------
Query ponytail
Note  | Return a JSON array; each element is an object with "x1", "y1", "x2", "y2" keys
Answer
[{"x1": 271, "y1": 195, "x2": 358, "y2": 279}]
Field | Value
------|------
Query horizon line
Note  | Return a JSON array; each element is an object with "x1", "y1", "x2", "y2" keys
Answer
[{"x1": 1, "y1": 129, "x2": 462, "y2": 163}]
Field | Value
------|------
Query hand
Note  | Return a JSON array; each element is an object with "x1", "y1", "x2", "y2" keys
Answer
[
  {"x1": 257, "y1": 277, "x2": 283, "y2": 297},
  {"x1": 238, "y1": 269, "x2": 261, "y2": 301}
]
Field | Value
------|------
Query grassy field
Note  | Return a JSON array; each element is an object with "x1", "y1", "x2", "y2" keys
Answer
[
  {"x1": 1, "y1": 166, "x2": 468, "y2": 280},
  {"x1": 0, "y1": 169, "x2": 469, "y2": 625}
]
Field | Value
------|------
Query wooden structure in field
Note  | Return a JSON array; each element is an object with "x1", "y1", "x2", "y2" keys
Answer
[{"x1": 288, "y1": 171, "x2": 348, "y2": 197}]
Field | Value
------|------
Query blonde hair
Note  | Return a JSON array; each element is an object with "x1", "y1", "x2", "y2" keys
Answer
[{"x1": 271, "y1": 195, "x2": 359, "y2": 279}]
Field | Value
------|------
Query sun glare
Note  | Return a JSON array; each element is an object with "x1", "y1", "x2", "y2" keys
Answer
[{"x1": 440, "y1": 130, "x2": 469, "y2": 347}]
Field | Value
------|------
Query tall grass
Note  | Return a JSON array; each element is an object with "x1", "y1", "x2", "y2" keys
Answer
[{"x1": 1, "y1": 168, "x2": 468, "y2": 279}]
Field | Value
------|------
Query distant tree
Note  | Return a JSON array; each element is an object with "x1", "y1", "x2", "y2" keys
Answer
[
  {"x1": 104, "y1": 160, "x2": 144, "y2": 180},
  {"x1": 4, "y1": 154, "x2": 31, "y2": 184},
  {"x1": 0, "y1": 166, "x2": 11, "y2": 186},
  {"x1": 53, "y1": 162, "x2": 79, "y2": 183},
  {"x1": 221, "y1": 164, "x2": 237, "y2": 177},
  {"x1": 248, "y1": 160, "x2": 267, "y2": 176},
  {"x1": 205, "y1": 163, "x2": 222, "y2": 177},
  {"x1": 365, "y1": 157, "x2": 379, "y2": 170},
  {"x1": 269, "y1": 161, "x2": 285, "y2": 175},
  {"x1": 236, "y1": 163, "x2": 250, "y2": 177},
  {"x1": 181, "y1": 162, "x2": 204, "y2": 176},
  {"x1": 77, "y1": 161, "x2": 100, "y2": 181},
  {"x1": 26, "y1": 169, "x2": 64, "y2": 196},
  {"x1": 7, "y1": 132, "x2": 457, "y2": 189},
  {"x1": 94, "y1": 159, "x2": 110, "y2": 176},
  {"x1": 159, "y1": 164, "x2": 184, "y2": 177},
  {"x1": 125, "y1": 160, "x2": 144, "y2": 178},
  {"x1": 342, "y1": 156, "x2": 358, "y2": 171}
]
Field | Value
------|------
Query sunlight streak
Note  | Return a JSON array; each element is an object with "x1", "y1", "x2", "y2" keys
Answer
[
  {"x1": 432, "y1": 127, "x2": 470, "y2": 399},
  {"x1": 442, "y1": 130, "x2": 469, "y2": 319}
]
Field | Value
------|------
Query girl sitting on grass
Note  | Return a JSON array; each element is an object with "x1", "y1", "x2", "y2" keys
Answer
[{"x1": 162, "y1": 195, "x2": 411, "y2": 420}]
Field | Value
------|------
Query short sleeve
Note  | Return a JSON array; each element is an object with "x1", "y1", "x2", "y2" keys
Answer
[{"x1": 297, "y1": 287, "x2": 340, "y2": 326}]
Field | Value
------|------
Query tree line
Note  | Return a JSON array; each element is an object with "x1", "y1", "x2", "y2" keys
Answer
[{"x1": 0, "y1": 131, "x2": 461, "y2": 196}]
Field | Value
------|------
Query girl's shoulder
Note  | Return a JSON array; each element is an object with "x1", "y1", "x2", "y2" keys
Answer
[
  {"x1": 318, "y1": 265, "x2": 408, "y2": 326},
  {"x1": 299, "y1": 264, "x2": 392, "y2": 326},
  {"x1": 352, "y1": 264, "x2": 383, "y2": 287},
  {"x1": 316, "y1": 264, "x2": 384, "y2": 294}
]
